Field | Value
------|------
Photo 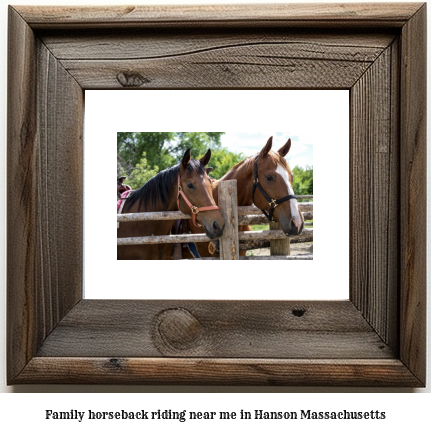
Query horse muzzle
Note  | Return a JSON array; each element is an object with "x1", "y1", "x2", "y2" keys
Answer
[
  {"x1": 204, "y1": 219, "x2": 225, "y2": 239},
  {"x1": 279, "y1": 216, "x2": 304, "y2": 236}
]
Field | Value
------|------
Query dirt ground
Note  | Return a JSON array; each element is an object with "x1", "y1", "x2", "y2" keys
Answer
[{"x1": 246, "y1": 242, "x2": 313, "y2": 257}]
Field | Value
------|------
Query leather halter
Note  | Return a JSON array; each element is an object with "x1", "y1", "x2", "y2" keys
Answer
[
  {"x1": 177, "y1": 174, "x2": 219, "y2": 227},
  {"x1": 252, "y1": 156, "x2": 297, "y2": 222}
]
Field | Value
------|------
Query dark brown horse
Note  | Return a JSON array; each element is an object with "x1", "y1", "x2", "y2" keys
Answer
[
  {"x1": 183, "y1": 136, "x2": 304, "y2": 258},
  {"x1": 117, "y1": 149, "x2": 225, "y2": 260}
]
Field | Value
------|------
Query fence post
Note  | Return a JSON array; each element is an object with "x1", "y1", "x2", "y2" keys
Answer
[
  {"x1": 269, "y1": 221, "x2": 290, "y2": 256},
  {"x1": 218, "y1": 180, "x2": 239, "y2": 260}
]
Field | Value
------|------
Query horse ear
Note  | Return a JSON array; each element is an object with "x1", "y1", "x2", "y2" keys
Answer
[
  {"x1": 181, "y1": 148, "x2": 191, "y2": 169},
  {"x1": 199, "y1": 149, "x2": 212, "y2": 166},
  {"x1": 206, "y1": 167, "x2": 214, "y2": 174},
  {"x1": 278, "y1": 138, "x2": 291, "y2": 157},
  {"x1": 259, "y1": 136, "x2": 273, "y2": 159}
]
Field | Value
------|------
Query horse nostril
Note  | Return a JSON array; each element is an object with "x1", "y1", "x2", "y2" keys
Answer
[{"x1": 213, "y1": 221, "x2": 220, "y2": 231}]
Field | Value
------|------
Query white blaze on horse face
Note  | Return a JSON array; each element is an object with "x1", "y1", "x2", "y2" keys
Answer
[{"x1": 275, "y1": 164, "x2": 302, "y2": 230}]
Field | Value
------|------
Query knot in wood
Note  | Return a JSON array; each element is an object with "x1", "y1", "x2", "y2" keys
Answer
[
  {"x1": 292, "y1": 308, "x2": 306, "y2": 317},
  {"x1": 108, "y1": 358, "x2": 123, "y2": 369},
  {"x1": 155, "y1": 308, "x2": 203, "y2": 351},
  {"x1": 208, "y1": 242, "x2": 216, "y2": 255},
  {"x1": 116, "y1": 71, "x2": 150, "y2": 87}
]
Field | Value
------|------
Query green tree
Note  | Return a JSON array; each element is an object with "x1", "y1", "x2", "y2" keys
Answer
[
  {"x1": 292, "y1": 165, "x2": 313, "y2": 196},
  {"x1": 118, "y1": 153, "x2": 158, "y2": 190},
  {"x1": 117, "y1": 132, "x2": 225, "y2": 175},
  {"x1": 205, "y1": 147, "x2": 244, "y2": 179},
  {"x1": 117, "y1": 132, "x2": 176, "y2": 173},
  {"x1": 172, "y1": 132, "x2": 224, "y2": 161}
]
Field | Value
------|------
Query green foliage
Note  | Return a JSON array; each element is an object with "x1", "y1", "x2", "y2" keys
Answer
[
  {"x1": 117, "y1": 132, "x2": 176, "y2": 174},
  {"x1": 117, "y1": 132, "x2": 224, "y2": 172},
  {"x1": 292, "y1": 165, "x2": 313, "y2": 196},
  {"x1": 117, "y1": 132, "x2": 238, "y2": 186},
  {"x1": 118, "y1": 153, "x2": 158, "y2": 190},
  {"x1": 205, "y1": 147, "x2": 244, "y2": 179},
  {"x1": 117, "y1": 133, "x2": 313, "y2": 196},
  {"x1": 172, "y1": 132, "x2": 224, "y2": 161}
]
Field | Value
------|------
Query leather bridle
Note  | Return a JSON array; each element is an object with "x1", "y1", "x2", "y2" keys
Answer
[
  {"x1": 177, "y1": 174, "x2": 219, "y2": 227},
  {"x1": 252, "y1": 156, "x2": 297, "y2": 222}
]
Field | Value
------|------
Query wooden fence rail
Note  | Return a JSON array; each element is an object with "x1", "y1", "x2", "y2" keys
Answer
[
  {"x1": 209, "y1": 229, "x2": 313, "y2": 255},
  {"x1": 117, "y1": 181, "x2": 313, "y2": 260},
  {"x1": 237, "y1": 202, "x2": 313, "y2": 215},
  {"x1": 238, "y1": 211, "x2": 313, "y2": 225},
  {"x1": 117, "y1": 210, "x2": 187, "y2": 223},
  {"x1": 117, "y1": 202, "x2": 312, "y2": 223},
  {"x1": 117, "y1": 229, "x2": 313, "y2": 246},
  {"x1": 182, "y1": 255, "x2": 314, "y2": 261}
]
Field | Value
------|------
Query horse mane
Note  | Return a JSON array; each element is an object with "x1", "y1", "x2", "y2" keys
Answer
[
  {"x1": 219, "y1": 150, "x2": 292, "y2": 182},
  {"x1": 123, "y1": 159, "x2": 206, "y2": 212},
  {"x1": 219, "y1": 155, "x2": 254, "y2": 180}
]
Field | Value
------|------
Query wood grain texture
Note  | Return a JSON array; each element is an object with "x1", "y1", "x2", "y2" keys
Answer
[
  {"x1": 118, "y1": 210, "x2": 190, "y2": 222},
  {"x1": 117, "y1": 203, "x2": 310, "y2": 223},
  {"x1": 15, "y1": 358, "x2": 422, "y2": 386},
  {"x1": 7, "y1": 6, "x2": 84, "y2": 384},
  {"x1": 239, "y1": 203, "x2": 312, "y2": 215},
  {"x1": 399, "y1": 4, "x2": 427, "y2": 385},
  {"x1": 270, "y1": 221, "x2": 290, "y2": 256},
  {"x1": 207, "y1": 229, "x2": 313, "y2": 255},
  {"x1": 7, "y1": 3, "x2": 427, "y2": 386},
  {"x1": 16, "y1": 3, "x2": 423, "y2": 29},
  {"x1": 218, "y1": 180, "x2": 239, "y2": 260},
  {"x1": 36, "y1": 300, "x2": 392, "y2": 359},
  {"x1": 386, "y1": 38, "x2": 401, "y2": 353},
  {"x1": 239, "y1": 228, "x2": 312, "y2": 241},
  {"x1": 7, "y1": 6, "x2": 38, "y2": 381},
  {"x1": 40, "y1": 31, "x2": 394, "y2": 61},
  {"x1": 350, "y1": 45, "x2": 398, "y2": 348},
  {"x1": 238, "y1": 213, "x2": 308, "y2": 225},
  {"x1": 44, "y1": 32, "x2": 394, "y2": 89},
  {"x1": 118, "y1": 232, "x2": 211, "y2": 245},
  {"x1": 35, "y1": 40, "x2": 84, "y2": 337}
]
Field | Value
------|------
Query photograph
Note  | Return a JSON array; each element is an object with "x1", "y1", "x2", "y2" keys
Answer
[{"x1": 116, "y1": 132, "x2": 313, "y2": 261}]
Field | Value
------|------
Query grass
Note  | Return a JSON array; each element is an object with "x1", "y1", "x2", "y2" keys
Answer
[{"x1": 252, "y1": 224, "x2": 269, "y2": 231}]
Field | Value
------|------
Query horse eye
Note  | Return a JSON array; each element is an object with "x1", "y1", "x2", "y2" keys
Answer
[
  {"x1": 265, "y1": 175, "x2": 275, "y2": 182},
  {"x1": 186, "y1": 182, "x2": 195, "y2": 189}
]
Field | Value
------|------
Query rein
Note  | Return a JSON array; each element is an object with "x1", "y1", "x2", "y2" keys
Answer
[
  {"x1": 252, "y1": 156, "x2": 297, "y2": 222},
  {"x1": 177, "y1": 174, "x2": 219, "y2": 227}
]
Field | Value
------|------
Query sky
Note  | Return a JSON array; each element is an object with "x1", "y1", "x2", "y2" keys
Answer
[{"x1": 220, "y1": 131, "x2": 313, "y2": 169}]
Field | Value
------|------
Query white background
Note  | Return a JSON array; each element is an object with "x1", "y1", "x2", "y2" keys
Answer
[
  {"x1": 85, "y1": 90, "x2": 349, "y2": 300},
  {"x1": 0, "y1": 0, "x2": 430, "y2": 426}
]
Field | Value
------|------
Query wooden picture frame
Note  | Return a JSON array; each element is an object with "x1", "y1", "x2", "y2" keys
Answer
[{"x1": 7, "y1": 3, "x2": 426, "y2": 386}]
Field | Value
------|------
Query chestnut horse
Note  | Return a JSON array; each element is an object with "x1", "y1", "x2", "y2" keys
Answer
[
  {"x1": 182, "y1": 136, "x2": 304, "y2": 258},
  {"x1": 117, "y1": 149, "x2": 225, "y2": 260}
]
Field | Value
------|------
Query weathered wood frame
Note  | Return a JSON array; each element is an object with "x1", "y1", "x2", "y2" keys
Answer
[{"x1": 7, "y1": 4, "x2": 426, "y2": 386}]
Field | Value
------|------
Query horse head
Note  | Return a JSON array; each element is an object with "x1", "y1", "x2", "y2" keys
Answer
[
  {"x1": 178, "y1": 148, "x2": 225, "y2": 239},
  {"x1": 253, "y1": 137, "x2": 304, "y2": 236}
]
